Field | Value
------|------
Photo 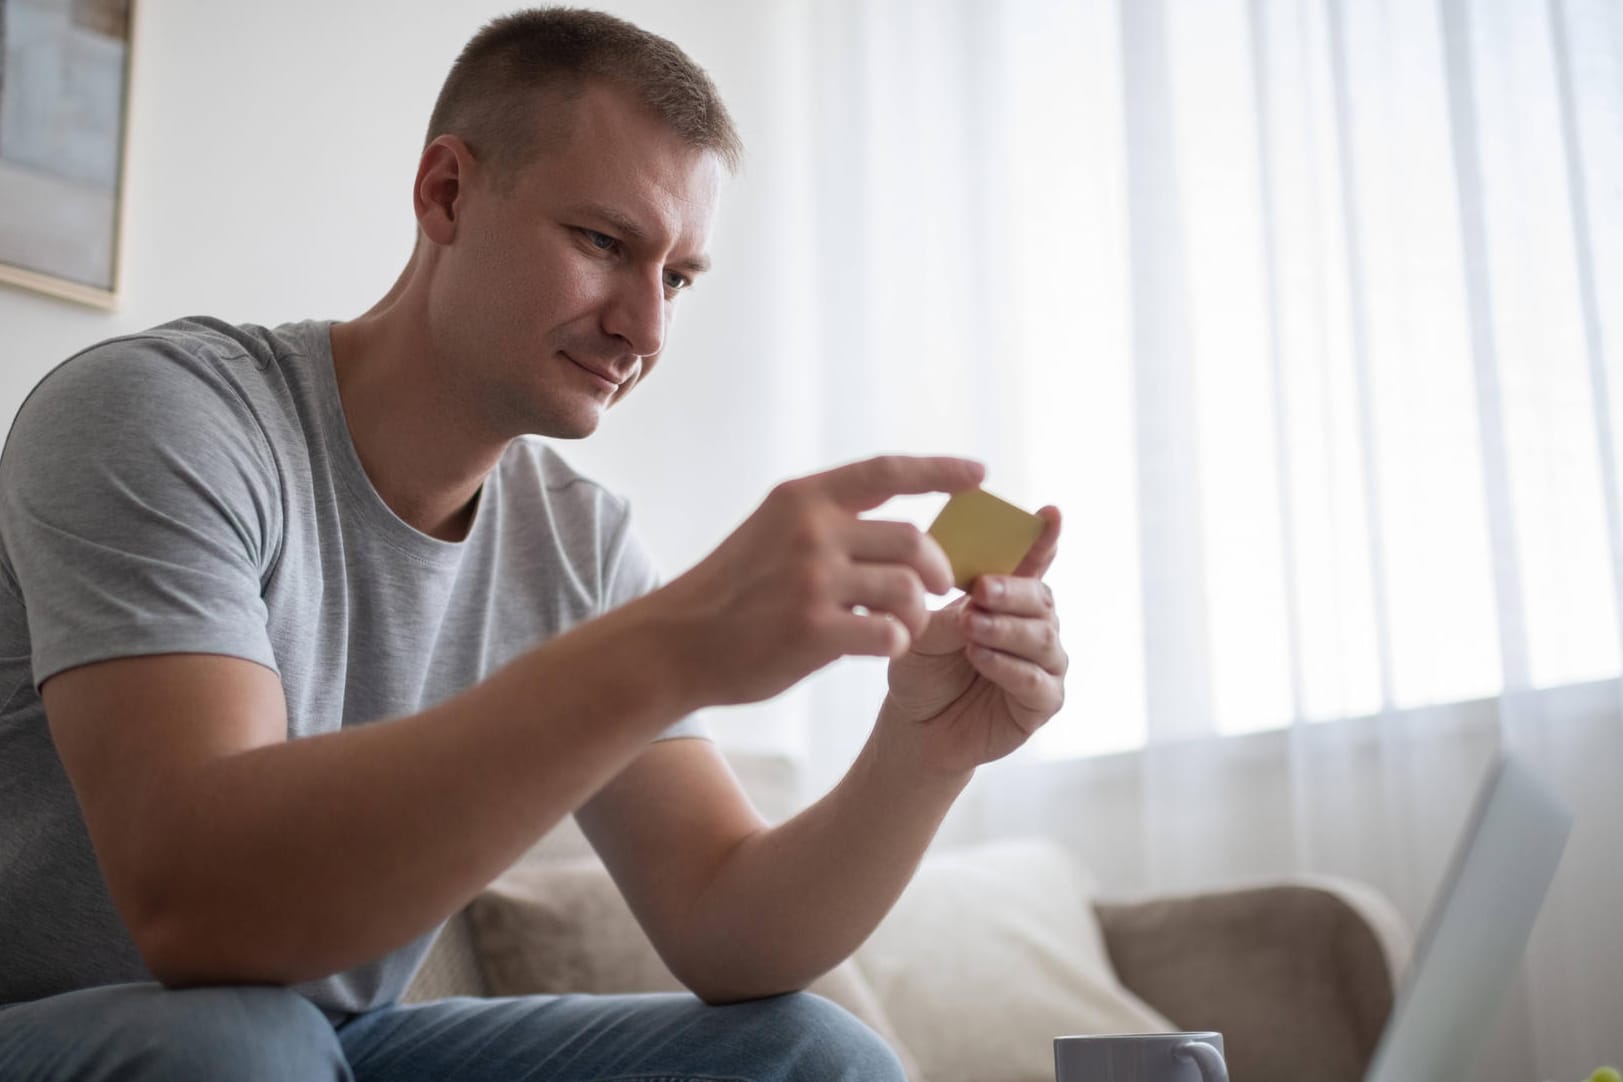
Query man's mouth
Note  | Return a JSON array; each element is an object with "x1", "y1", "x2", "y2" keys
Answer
[{"x1": 561, "y1": 352, "x2": 628, "y2": 392}]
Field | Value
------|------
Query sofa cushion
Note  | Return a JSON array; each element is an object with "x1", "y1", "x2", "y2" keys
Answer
[
  {"x1": 468, "y1": 856, "x2": 921, "y2": 1079},
  {"x1": 852, "y1": 838, "x2": 1175, "y2": 1082}
]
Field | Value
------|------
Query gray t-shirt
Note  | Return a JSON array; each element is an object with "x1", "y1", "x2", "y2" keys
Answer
[{"x1": 0, "y1": 316, "x2": 704, "y2": 1014}]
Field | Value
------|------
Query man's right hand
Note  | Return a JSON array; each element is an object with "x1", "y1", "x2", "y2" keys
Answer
[{"x1": 654, "y1": 455, "x2": 985, "y2": 707}]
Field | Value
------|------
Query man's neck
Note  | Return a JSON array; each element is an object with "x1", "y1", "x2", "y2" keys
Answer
[{"x1": 328, "y1": 296, "x2": 503, "y2": 543}]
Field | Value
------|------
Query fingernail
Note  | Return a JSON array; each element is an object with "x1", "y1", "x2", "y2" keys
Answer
[{"x1": 988, "y1": 578, "x2": 1006, "y2": 600}]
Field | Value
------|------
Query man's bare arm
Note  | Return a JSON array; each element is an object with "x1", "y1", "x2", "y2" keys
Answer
[
  {"x1": 578, "y1": 723, "x2": 965, "y2": 1004},
  {"x1": 581, "y1": 506, "x2": 1067, "y2": 1004},
  {"x1": 45, "y1": 454, "x2": 984, "y2": 990},
  {"x1": 44, "y1": 593, "x2": 697, "y2": 988}
]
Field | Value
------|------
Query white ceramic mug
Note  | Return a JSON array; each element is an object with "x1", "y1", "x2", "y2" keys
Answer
[{"x1": 1054, "y1": 1031, "x2": 1229, "y2": 1082}]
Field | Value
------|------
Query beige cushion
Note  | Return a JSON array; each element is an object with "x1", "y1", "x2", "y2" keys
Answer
[
  {"x1": 852, "y1": 838, "x2": 1175, "y2": 1082},
  {"x1": 468, "y1": 857, "x2": 922, "y2": 1079}
]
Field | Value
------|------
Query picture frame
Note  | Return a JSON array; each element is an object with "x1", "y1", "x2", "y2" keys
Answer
[{"x1": 0, "y1": 0, "x2": 135, "y2": 310}]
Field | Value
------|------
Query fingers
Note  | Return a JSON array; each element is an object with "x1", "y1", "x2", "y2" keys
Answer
[
  {"x1": 824, "y1": 609, "x2": 910, "y2": 659},
  {"x1": 969, "y1": 573, "x2": 1056, "y2": 618},
  {"x1": 963, "y1": 643, "x2": 1065, "y2": 721},
  {"x1": 840, "y1": 564, "x2": 930, "y2": 643},
  {"x1": 748, "y1": 462, "x2": 1052, "y2": 677},
  {"x1": 966, "y1": 504, "x2": 1060, "y2": 626},
  {"x1": 960, "y1": 567, "x2": 1067, "y2": 705},
  {"x1": 906, "y1": 593, "x2": 971, "y2": 656},
  {"x1": 844, "y1": 519, "x2": 954, "y2": 595},
  {"x1": 1010, "y1": 504, "x2": 1062, "y2": 580},
  {"x1": 960, "y1": 604, "x2": 1067, "y2": 677},
  {"x1": 813, "y1": 454, "x2": 985, "y2": 512}
]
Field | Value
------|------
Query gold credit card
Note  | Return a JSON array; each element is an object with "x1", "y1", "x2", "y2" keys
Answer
[{"x1": 926, "y1": 488, "x2": 1044, "y2": 591}]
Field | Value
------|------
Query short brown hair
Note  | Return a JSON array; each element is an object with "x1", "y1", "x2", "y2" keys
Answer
[{"x1": 425, "y1": 7, "x2": 742, "y2": 185}]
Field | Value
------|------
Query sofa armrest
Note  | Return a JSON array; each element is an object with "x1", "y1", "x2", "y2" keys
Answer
[{"x1": 1095, "y1": 876, "x2": 1409, "y2": 1082}]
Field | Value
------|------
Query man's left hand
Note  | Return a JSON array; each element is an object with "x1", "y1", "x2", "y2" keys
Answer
[{"x1": 879, "y1": 506, "x2": 1067, "y2": 778}]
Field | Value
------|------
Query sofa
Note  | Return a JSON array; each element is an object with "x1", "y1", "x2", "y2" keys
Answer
[{"x1": 402, "y1": 752, "x2": 1410, "y2": 1082}]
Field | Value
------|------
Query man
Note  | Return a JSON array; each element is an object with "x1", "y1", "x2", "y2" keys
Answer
[{"x1": 0, "y1": 8, "x2": 1066, "y2": 1080}]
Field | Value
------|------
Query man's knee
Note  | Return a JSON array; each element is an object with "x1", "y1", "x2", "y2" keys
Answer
[
  {"x1": 729, "y1": 992, "x2": 907, "y2": 1082},
  {"x1": 0, "y1": 983, "x2": 348, "y2": 1082},
  {"x1": 151, "y1": 985, "x2": 348, "y2": 1080}
]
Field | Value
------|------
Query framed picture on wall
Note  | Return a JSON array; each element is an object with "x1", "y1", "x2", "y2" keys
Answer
[{"x1": 0, "y1": 0, "x2": 134, "y2": 309}]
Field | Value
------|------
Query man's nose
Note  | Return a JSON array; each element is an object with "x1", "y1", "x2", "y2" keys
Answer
[{"x1": 603, "y1": 269, "x2": 666, "y2": 359}]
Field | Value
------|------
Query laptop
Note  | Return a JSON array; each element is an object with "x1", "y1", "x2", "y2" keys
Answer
[{"x1": 1363, "y1": 753, "x2": 1574, "y2": 1082}]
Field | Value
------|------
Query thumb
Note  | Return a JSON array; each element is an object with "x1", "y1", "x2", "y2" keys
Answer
[
  {"x1": 907, "y1": 595, "x2": 971, "y2": 656},
  {"x1": 1011, "y1": 505, "x2": 1062, "y2": 579}
]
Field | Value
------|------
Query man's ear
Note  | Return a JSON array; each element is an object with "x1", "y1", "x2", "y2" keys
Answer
[{"x1": 414, "y1": 135, "x2": 473, "y2": 246}]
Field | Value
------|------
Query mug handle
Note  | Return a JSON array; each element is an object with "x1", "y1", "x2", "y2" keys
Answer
[{"x1": 1174, "y1": 1040, "x2": 1229, "y2": 1082}]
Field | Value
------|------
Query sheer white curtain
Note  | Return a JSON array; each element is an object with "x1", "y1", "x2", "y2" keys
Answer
[{"x1": 688, "y1": 1, "x2": 1623, "y2": 1077}]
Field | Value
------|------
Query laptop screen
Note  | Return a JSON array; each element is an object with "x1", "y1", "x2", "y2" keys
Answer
[{"x1": 1363, "y1": 754, "x2": 1573, "y2": 1082}]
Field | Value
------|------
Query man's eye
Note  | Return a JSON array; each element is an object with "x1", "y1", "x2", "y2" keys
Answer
[
  {"x1": 663, "y1": 270, "x2": 692, "y2": 293},
  {"x1": 583, "y1": 229, "x2": 617, "y2": 251}
]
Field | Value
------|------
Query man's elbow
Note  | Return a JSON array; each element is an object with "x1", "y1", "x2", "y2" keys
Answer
[
  {"x1": 667, "y1": 955, "x2": 810, "y2": 1006},
  {"x1": 688, "y1": 980, "x2": 806, "y2": 1007},
  {"x1": 132, "y1": 905, "x2": 316, "y2": 990}
]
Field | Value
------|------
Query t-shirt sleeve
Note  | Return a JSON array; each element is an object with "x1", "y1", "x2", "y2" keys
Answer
[
  {"x1": 600, "y1": 510, "x2": 710, "y2": 743},
  {"x1": 0, "y1": 338, "x2": 281, "y2": 689}
]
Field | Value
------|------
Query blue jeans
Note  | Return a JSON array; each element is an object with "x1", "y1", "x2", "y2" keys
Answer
[{"x1": 0, "y1": 983, "x2": 907, "y2": 1081}]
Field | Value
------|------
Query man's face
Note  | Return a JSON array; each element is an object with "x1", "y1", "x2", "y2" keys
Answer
[{"x1": 427, "y1": 81, "x2": 722, "y2": 441}]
